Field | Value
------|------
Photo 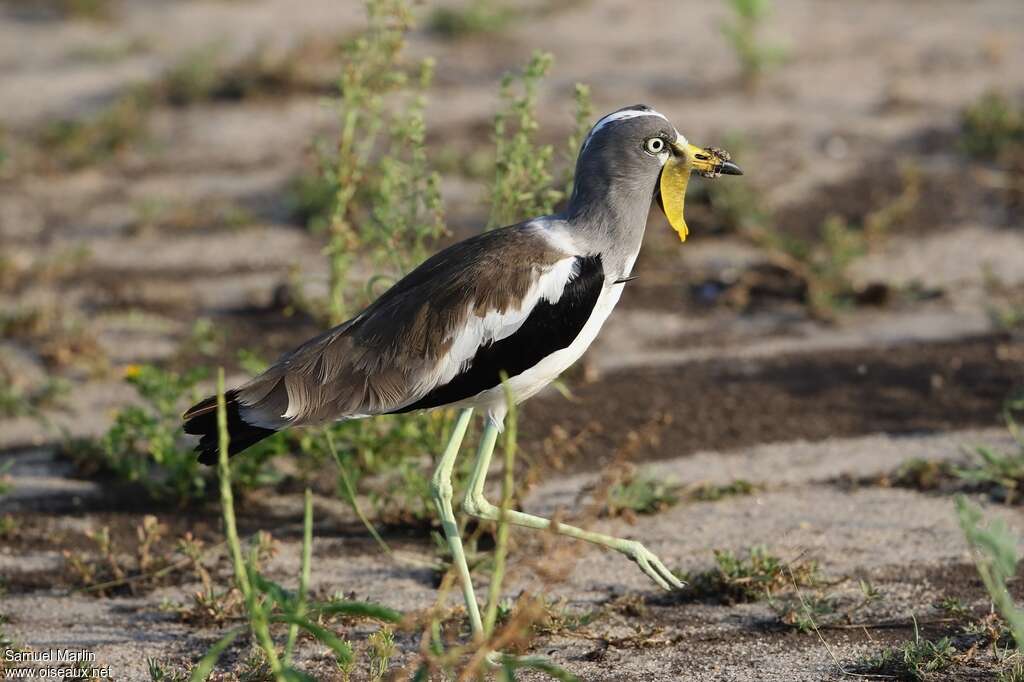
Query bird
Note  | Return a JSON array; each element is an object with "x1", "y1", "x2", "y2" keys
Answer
[{"x1": 182, "y1": 104, "x2": 742, "y2": 640}]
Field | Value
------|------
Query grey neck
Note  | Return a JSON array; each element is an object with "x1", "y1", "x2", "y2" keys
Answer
[{"x1": 561, "y1": 170, "x2": 655, "y2": 280}]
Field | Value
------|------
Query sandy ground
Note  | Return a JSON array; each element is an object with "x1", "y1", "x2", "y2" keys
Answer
[{"x1": 2, "y1": 0, "x2": 1024, "y2": 680}]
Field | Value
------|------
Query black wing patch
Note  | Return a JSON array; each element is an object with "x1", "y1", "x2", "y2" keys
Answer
[{"x1": 392, "y1": 255, "x2": 604, "y2": 413}]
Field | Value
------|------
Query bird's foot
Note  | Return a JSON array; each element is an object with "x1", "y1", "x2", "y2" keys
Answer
[{"x1": 623, "y1": 540, "x2": 684, "y2": 590}]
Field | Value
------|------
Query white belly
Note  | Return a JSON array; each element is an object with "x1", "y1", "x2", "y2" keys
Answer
[{"x1": 454, "y1": 283, "x2": 625, "y2": 422}]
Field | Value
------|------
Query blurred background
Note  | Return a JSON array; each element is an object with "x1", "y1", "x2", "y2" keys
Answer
[{"x1": 1, "y1": 0, "x2": 1023, "y2": 679}]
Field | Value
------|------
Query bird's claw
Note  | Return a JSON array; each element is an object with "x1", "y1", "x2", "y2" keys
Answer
[{"x1": 625, "y1": 540, "x2": 684, "y2": 590}]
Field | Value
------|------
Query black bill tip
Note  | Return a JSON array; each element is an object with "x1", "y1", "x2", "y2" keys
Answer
[{"x1": 720, "y1": 160, "x2": 743, "y2": 176}]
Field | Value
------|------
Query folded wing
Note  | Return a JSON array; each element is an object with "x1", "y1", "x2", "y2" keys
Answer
[{"x1": 184, "y1": 223, "x2": 605, "y2": 460}]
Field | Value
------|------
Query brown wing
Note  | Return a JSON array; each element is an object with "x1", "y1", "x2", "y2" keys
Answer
[{"x1": 225, "y1": 223, "x2": 571, "y2": 427}]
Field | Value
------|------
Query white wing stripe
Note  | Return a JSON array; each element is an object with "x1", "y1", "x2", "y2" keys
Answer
[{"x1": 414, "y1": 256, "x2": 578, "y2": 395}]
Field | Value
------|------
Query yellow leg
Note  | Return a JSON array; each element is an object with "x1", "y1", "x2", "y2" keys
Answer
[
  {"x1": 462, "y1": 418, "x2": 683, "y2": 591},
  {"x1": 430, "y1": 408, "x2": 484, "y2": 639}
]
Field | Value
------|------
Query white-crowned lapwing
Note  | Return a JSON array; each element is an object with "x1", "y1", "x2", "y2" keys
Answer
[{"x1": 184, "y1": 104, "x2": 742, "y2": 639}]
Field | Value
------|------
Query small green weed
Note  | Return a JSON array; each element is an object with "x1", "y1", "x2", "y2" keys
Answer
[
  {"x1": 287, "y1": 168, "x2": 336, "y2": 231},
  {"x1": 988, "y1": 297, "x2": 1024, "y2": 334},
  {"x1": 533, "y1": 600, "x2": 601, "y2": 636},
  {"x1": 28, "y1": 40, "x2": 335, "y2": 172},
  {"x1": 603, "y1": 466, "x2": 755, "y2": 517},
  {"x1": 0, "y1": 305, "x2": 106, "y2": 372},
  {"x1": 689, "y1": 479, "x2": 756, "y2": 502},
  {"x1": 850, "y1": 395, "x2": 1024, "y2": 503},
  {"x1": 427, "y1": 0, "x2": 515, "y2": 39},
  {"x1": 66, "y1": 365, "x2": 210, "y2": 503},
  {"x1": 854, "y1": 628, "x2": 957, "y2": 680},
  {"x1": 691, "y1": 174, "x2": 769, "y2": 236},
  {"x1": 185, "y1": 318, "x2": 226, "y2": 359},
  {"x1": 65, "y1": 364, "x2": 279, "y2": 504},
  {"x1": 961, "y1": 91, "x2": 1024, "y2": 162},
  {"x1": 0, "y1": 246, "x2": 91, "y2": 295},
  {"x1": 0, "y1": 131, "x2": 9, "y2": 179},
  {"x1": 409, "y1": 592, "x2": 581, "y2": 680},
  {"x1": 957, "y1": 495, "x2": 1024, "y2": 649},
  {"x1": 62, "y1": 515, "x2": 170, "y2": 596},
  {"x1": 0, "y1": 614, "x2": 18, "y2": 676},
  {"x1": 488, "y1": 51, "x2": 560, "y2": 228},
  {"x1": 999, "y1": 661, "x2": 1024, "y2": 682},
  {"x1": 36, "y1": 91, "x2": 152, "y2": 170},
  {"x1": 955, "y1": 392, "x2": 1024, "y2": 503},
  {"x1": 772, "y1": 577, "x2": 881, "y2": 635},
  {"x1": 147, "y1": 657, "x2": 188, "y2": 682},
  {"x1": 562, "y1": 83, "x2": 593, "y2": 198},
  {"x1": 776, "y1": 592, "x2": 836, "y2": 634},
  {"x1": 314, "y1": 0, "x2": 444, "y2": 325},
  {"x1": 605, "y1": 468, "x2": 680, "y2": 517},
  {"x1": 0, "y1": 462, "x2": 11, "y2": 498},
  {"x1": 67, "y1": 37, "x2": 148, "y2": 64},
  {"x1": 0, "y1": 514, "x2": 18, "y2": 540},
  {"x1": 9, "y1": 0, "x2": 115, "y2": 21},
  {"x1": 719, "y1": 0, "x2": 786, "y2": 89},
  {"x1": 983, "y1": 267, "x2": 1024, "y2": 334},
  {"x1": 761, "y1": 215, "x2": 866, "y2": 315},
  {"x1": 746, "y1": 166, "x2": 919, "y2": 317},
  {"x1": 0, "y1": 369, "x2": 68, "y2": 419},
  {"x1": 366, "y1": 626, "x2": 395, "y2": 681},
  {"x1": 957, "y1": 445, "x2": 1024, "y2": 504},
  {"x1": 891, "y1": 458, "x2": 955, "y2": 491},
  {"x1": 130, "y1": 196, "x2": 254, "y2": 236},
  {"x1": 685, "y1": 134, "x2": 769, "y2": 236},
  {"x1": 839, "y1": 457, "x2": 957, "y2": 494},
  {"x1": 685, "y1": 546, "x2": 819, "y2": 604},
  {"x1": 157, "y1": 42, "x2": 332, "y2": 106}
]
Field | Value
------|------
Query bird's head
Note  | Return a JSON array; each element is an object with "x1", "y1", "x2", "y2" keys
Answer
[{"x1": 572, "y1": 105, "x2": 743, "y2": 241}]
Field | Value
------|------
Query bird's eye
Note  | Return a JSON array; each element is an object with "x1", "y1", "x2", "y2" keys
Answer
[{"x1": 644, "y1": 137, "x2": 665, "y2": 155}]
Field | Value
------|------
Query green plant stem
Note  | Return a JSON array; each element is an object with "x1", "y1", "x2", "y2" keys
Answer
[
  {"x1": 956, "y1": 495, "x2": 1024, "y2": 650},
  {"x1": 324, "y1": 428, "x2": 391, "y2": 554},
  {"x1": 327, "y1": 107, "x2": 361, "y2": 326},
  {"x1": 188, "y1": 627, "x2": 244, "y2": 682},
  {"x1": 483, "y1": 375, "x2": 517, "y2": 635},
  {"x1": 216, "y1": 368, "x2": 284, "y2": 680},
  {"x1": 284, "y1": 488, "x2": 314, "y2": 665}
]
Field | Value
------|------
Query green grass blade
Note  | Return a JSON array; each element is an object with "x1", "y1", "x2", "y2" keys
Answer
[
  {"x1": 251, "y1": 573, "x2": 295, "y2": 609},
  {"x1": 270, "y1": 614, "x2": 353, "y2": 665},
  {"x1": 324, "y1": 428, "x2": 392, "y2": 554},
  {"x1": 217, "y1": 369, "x2": 252, "y2": 601},
  {"x1": 498, "y1": 655, "x2": 579, "y2": 682},
  {"x1": 955, "y1": 495, "x2": 1024, "y2": 651},
  {"x1": 187, "y1": 626, "x2": 243, "y2": 681},
  {"x1": 314, "y1": 600, "x2": 403, "y2": 623},
  {"x1": 216, "y1": 368, "x2": 285, "y2": 679},
  {"x1": 285, "y1": 488, "x2": 314, "y2": 665}
]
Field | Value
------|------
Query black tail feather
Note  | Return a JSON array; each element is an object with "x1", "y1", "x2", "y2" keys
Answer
[{"x1": 183, "y1": 390, "x2": 277, "y2": 465}]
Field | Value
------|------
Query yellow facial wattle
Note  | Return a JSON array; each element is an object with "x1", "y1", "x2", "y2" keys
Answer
[
  {"x1": 659, "y1": 154, "x2": 691, "y2": 242},
  {"x1": 659, "y1": 141, "x2": 743, "y2": 242}
]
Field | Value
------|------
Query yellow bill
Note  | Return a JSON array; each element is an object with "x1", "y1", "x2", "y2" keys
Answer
[{"x1": 658, "y1": 142, "x2": 743, "y2": 242}]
